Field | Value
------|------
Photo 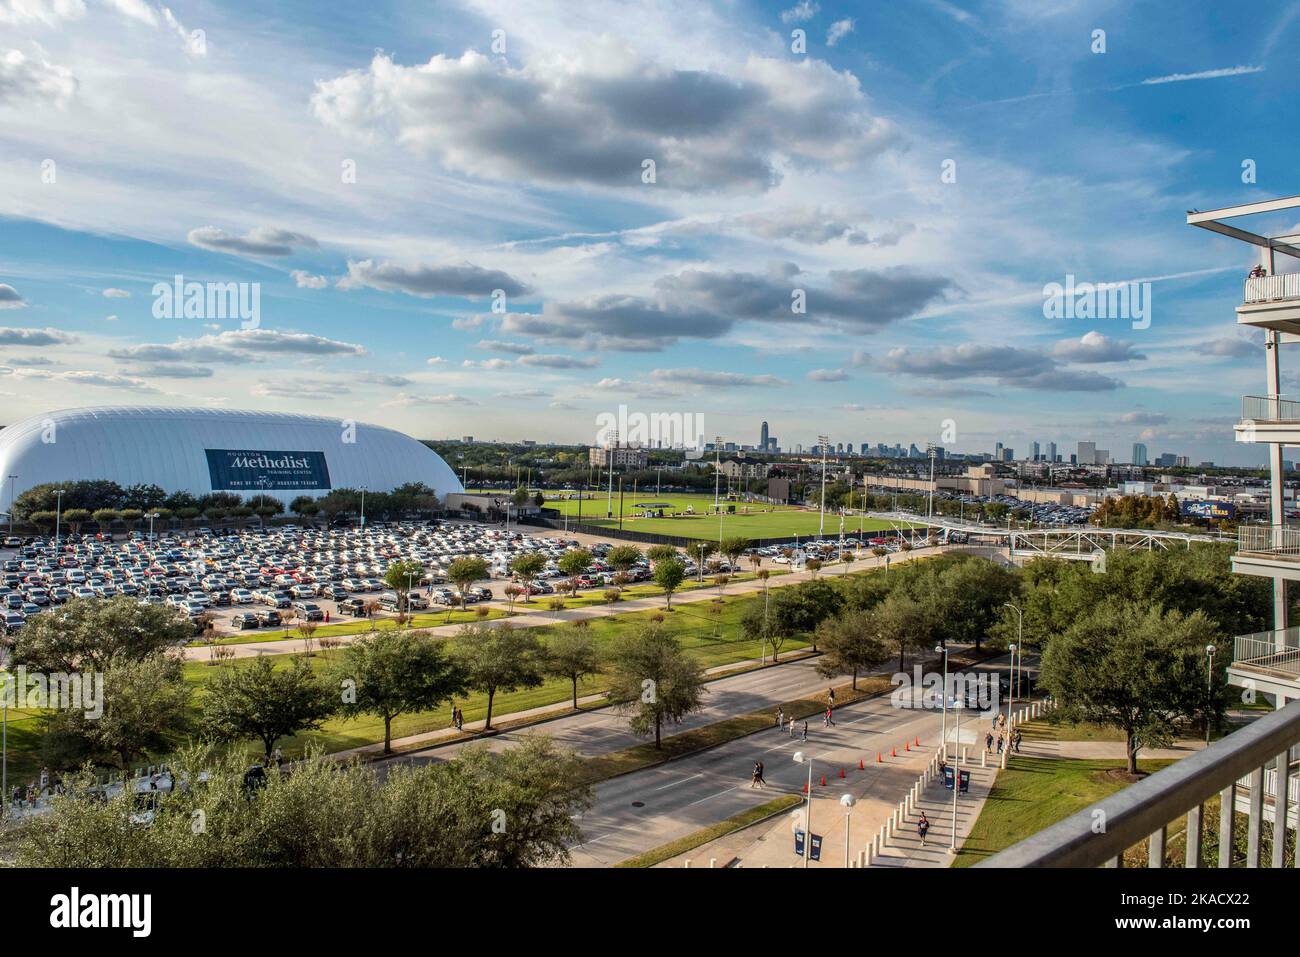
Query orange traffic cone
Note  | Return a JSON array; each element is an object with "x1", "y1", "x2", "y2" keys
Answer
[
  {"x1": 914, "y1": 736, "x2": 920, "y2": 747},
  {"x1": 839, "y1": 767, "x2": 845, "y2": 779},
  {"x1": 891, "y1": 747, "x2": 897, "y2": 758},
  {"x1": 802, "y1": 781, "x2": 808, "y2": 793},
  {"x1": 876, "y1": 752, "x2": 883, "y2": 763},
  {"x1": 820, "y1": 774, "x2": 826, "y2": 787},
  {"x1": 906, "y1": 741, "x2": 911, "y2": 752},
  {"x1": 858, "y1": 758, "x2": 865, "y2": 770}
]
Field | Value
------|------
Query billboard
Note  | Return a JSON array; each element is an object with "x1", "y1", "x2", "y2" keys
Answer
[
  {"x1": 1181, "y1": 500, "x2": 1235, "y2": 520},
  {"x1": 204, "y1": 449, "x2": 331, "y2": 491}
]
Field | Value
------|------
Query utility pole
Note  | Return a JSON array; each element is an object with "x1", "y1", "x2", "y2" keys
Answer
[
  {"x1": 606, "y1": 430, "x2": 617, "y2": 519},
  {"x1": 713, "y1": 435, "x2": 722, "y2": 511}
]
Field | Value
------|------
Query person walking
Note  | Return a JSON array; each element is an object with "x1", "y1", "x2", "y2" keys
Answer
[
  {"x1": 776, "y1": 707, "x2": 784, "y2": 729},
  {"x1": 985, "y1": 731, "x2": 994, "y2": 754},
  {"x1": 918, "y1": 812, "x2": 930, "y2": 846},
  {"x1": 828, "y1": 687, "x2": 836, "y2": 707},
  {"x1": 801, "y1": 721, "x2": 808, "y2": 742},
  {"x1": 272, "y1": 746, "x2": 284, "y2": 768},
  {"x1": 996, "y1": 733, "x2": 1004, "y2": 755},
  {"x1": 826, "y1": 706, "x2": 835, "y2": 727},
  {"x1": 788, "y1": 715, "x2": 796, "y2": 737},
  {"x1": 750, "y1": 760, "x2": 766, "y2": 788},
  {"x1": 1013, "y1": 728, "x2": 1022, "y2": 753}
]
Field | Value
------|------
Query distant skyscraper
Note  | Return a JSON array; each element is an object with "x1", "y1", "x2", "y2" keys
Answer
[
  {"x1": 1132, "y1": 442, "x2": 1148, "y2": 466},
  {"x1": 1031, "y1": 441, "x2": 1040, "y2": 461},
  {"x1": 760, "y1": 420, "x2": 769, "y2": 451},
  {"x1": 995, "y1": 441, "x2": 1004, "y2": 461},
  {"x1": 1078, "y1": 441, "x2": 1096, "y2": 466},
  {"x1": 1047, "y1": 442, "x2": 1057, "y2": 463}
]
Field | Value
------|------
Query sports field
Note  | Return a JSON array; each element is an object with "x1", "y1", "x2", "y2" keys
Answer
[{"x1": 539, "y1": 491, "x2": 907, "y2": 541}]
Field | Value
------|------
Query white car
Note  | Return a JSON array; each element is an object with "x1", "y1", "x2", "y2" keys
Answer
[{"x1": 231, "y1": 588, "x2": 254, "y2": 604}]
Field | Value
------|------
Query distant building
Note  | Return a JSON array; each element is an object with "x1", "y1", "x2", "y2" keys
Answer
[
  {"x1": 718, "y1": 458, "x2": 770, "y2": 480},
  {"x1": 1077, "y1": 441, "x2": 1096, "y2": 466},
  {"x1": 760, "y1": 420, "x2": 769, "y2": 451},
  {"x1": 589, "y1": 446, "x2": 649, "y2": 469},
  {"x1": 1132, "y1": 442, "x2": 1148, "y2": 466}
]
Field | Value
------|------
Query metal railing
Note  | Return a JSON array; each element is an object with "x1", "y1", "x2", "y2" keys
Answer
[
  {"x1": 1234, "y1": 626, "x2": 1300, "y2": 679},
  {"x1": 978, "y1": 699, "x2": 1300, "y2": 867},
  {"x1": 1245, "y1": 273, "x2": 1300, "y2": 304},
  {"x1": 1238, "y1": 524, "x2": 1300, "y2": 556},
  {"x1": 1242, "y1": 394, "x2": 1300, "y2": 422}
]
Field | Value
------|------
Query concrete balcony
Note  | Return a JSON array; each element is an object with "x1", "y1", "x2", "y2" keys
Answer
[
  {"x1": 1236, "y1": 394, "x2": 1300, "y2": 444},
  {"x1": 1232, "y1": 524, "x2": 1300, "y2": 580},
  {"x1": 1237, "y1": 273, "x2": 1300, "y2": 333},
  {"x1": 1229, "y1": 626, "x2": 1300, "y2": 699}
]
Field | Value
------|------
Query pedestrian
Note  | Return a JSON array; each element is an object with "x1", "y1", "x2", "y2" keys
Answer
[
  {"x1": 39, "y1": 766, "x2": 50, "y2": 796},
  {"x1": 325, "y1": 610, "x2": 330, "y2": 623},
  {"x1": 985, "y1": 732, "x2": 994, "y2": 753},
  {"x1": 788, "y1": 715, "x2": 796, "y2": 736},
  {"x1": 996, "y1": 733, "x2": 1004, "y2": 754},
  {"x1": 801, "y1": 721, "x2": 808, "y2": 741},
  {"x1": 272, "y1": 746, "x2": 284, "y2": 768},
  {"x1": 455, "y1": 707, "x2": 464, "y2": 731},
  {"x1": 776, "y1": 707, "x2": 784, "y2": 728},
  {"x1": 918, "y1": 812, "x2": 930, "y2": 846},
  {"x1": 826, "y1": 706, "x2": 835, "y2": 727},
  {"x1": 828, "y1": 687, "x2": 835, "y2": 707},
  {"x1": 1013, "y1": 729, "x2": 1022, "y2": 753}
]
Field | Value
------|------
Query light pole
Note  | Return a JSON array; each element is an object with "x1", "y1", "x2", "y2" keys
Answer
[
  {"x1": 1003, "y1": 601, "x2": 1022, "y2": 724},
  {"x1": 606, "y1": 431, "x2": 617, "y2": 519},
  {"x1": 1, "y1": 672, "x2": 8, "y2": 817},
  {"x1": 359, "y1": 486, "x2": 368, "y2": 535},
  {"x1": 936, "y1": 643, "x2": 949, "y2": 760},
  {"x1": 54, "y1": 488, "x2": 65, "y2": 550},
  {"x1": 147, "y1": 511, "x2": 160, "y2": 540},
  {"x1": 5, "y1": 475, "x2": 15, "y2": 537},
  {"x1": 818, "y1": 435, "x2": 829, "y2": 537},
  {"x1": 840, "y1": 793, "x2": 855, "y2": 868},
  {"x1": 950, "y1": 697, "x2": 963, "y2": 853},
  {"x1": 926, "y1": 443, "x2": 936, "y2": 522},
  {"x1": 1005, "y1": 643, "x2": 1017, "y2": 761},
  {"x1": 713, "y1": 435, "x2": 722, "y2": 512},
  {"x1": 793, "y1": 750, "x2": 815, "y2": 868},
  {"x1": 1205, "y1": 644, "x2": 1216, "y2": 746}
]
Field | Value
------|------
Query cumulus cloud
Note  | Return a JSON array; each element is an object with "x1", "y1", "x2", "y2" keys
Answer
[
  {"x1": 1194, "y1": 336, "x2": 1257, "y2": 358},
  {"x1": 311, "y1": 44, "x2": 898, "y2": 193},
  {"x1": 122, "y1": 363, "x2": 213, "y2": 378},
  {"x1": 462, "y1": 357, "x2": 513, "y2": 370},
  {"x1": 4, "y1": 368, "x2": 157, "y2": 391},
  {"x1": 826, "y1": 18, "x2": 855, "y2": 46},
  {"x1": 1116, "y1": 411, "x2": 1169, "y2": 425},
  {"x1": 650, "y1": 368, "x2": 786, "y2": 388},
  {"x1": 0, "y1": 1, "x2": 86, "y2": 27},
  {"x1": 253, "y1": 380, "x2": 349, "y2": 399},
  {"x1": 1051, "y1": 330, "x2": 1146, "y2": 363},
  {"x1": 517, "y1": 353, "x2": 599, "y2": 369},
  {"x1": 886, "y1": 344, "x2": 1122, "y2": 391},
  {"x1": 808, "y1": 368, "x2": 849, "y2": 382},
  {"x1": 107, "y1": 329, "x2": 366, "y2": 364},
  {"x1": 780, "y1": 1, "x2": 819, "y2": 23},
  {"x1": 290, "y1": 270, "x2": 329, "y2": 289},
  {"x1": 354, "y1": 371, "x2": 412, "y2": 387},
  {"x1": 0, "y1": 49, "x2": 77, "y2": 107},
  {"x1": 102, "y1": 287, "x2": 131, "y2": 298},
  {"x1": 341, "y1": 259, "x2": 531, "y2": 299},
  {"x1": 0, "y1": 284, "x2": 27, "y2": 309},
  {"x1": 731, "y1": 208, "x2": 872, "y2": 245},
  {"x1": 0, "y1": 326, "x2": 75, "y2": 345},
  {"x1": 383, "y1": 392, "x2": 477, "y2": 407},
  {"x1": 476, "y1": 339, "x2": 535, "y2": 355},
  {"x1": 497, "y1": 388, "x2": 552, "y2": 399},
  {"x1": 187, "y1": 225, "x2": 319, "y2": 257}
]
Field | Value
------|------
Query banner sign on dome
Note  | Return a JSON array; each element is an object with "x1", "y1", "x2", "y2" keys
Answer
[{"x1": 204, "y1": 449, "x2": 332, "y2": 490}]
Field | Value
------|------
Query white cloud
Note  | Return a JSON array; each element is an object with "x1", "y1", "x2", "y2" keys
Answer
[
  {"x1": 0, "y1": 48, "x2": 76, "y2": 107},
  {"x1": 1142, "y1": 65, "x2": 1264, "y2": 85},
  {"x1": 0, "y1": 0, "x2": 85, "y2": 26},
  {"x1": 290, "y1": 270, "x2": 329, "y2": 289},
  {"x1": 780, "y1": 1, "x2": 818, "y2": 24},
  {"x1": 826, "y1": 18, "x2": 854, "y2": 46},
  {"x1": 188, "y1": 225, "x2": 318, "y2": 258},
  {"x1": 0, "y1": 284, "x2": 27, "y2": 309},
  {"x1": 101, "y1": 287, "x2": 130, "y2": 298}
]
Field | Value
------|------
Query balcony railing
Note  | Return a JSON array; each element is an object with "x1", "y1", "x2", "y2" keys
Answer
[
  {"x1": 1245, "y1": 273, "x2": 1300, "y2": 304},
  {"x1": 978, "y1": 700, "x2": 1300, "y2": 868},
  {"x1": 1242, "y1": 394, "x2": 1300, "y2": 422},
  {"x1": 1234, "y1": 626, "x2": 1300, "y2": 679},
  {"x1": 1237, "y1": 524, "x2": 1300, "y2": 557}
]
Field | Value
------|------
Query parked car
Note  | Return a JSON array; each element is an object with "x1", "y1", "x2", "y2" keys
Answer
[
  {"x1": 232, "y1": 612, "x2": 260, "y2": 630},
  {"x1": 255, "y1": 610, "x2": 282, "y2": 627}
]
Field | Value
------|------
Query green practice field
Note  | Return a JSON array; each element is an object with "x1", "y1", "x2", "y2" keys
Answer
[{"x1": 538, "y1": 491, "x2": 907, "y2": 541}]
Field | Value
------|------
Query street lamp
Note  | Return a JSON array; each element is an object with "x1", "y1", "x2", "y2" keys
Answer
[
  {"x1": 793, "y1": 750, "x2": 815, "y2": 868},
  {"x1": 935, "y1": 643, "x2": 949, "y2": 760},
  {"x1": 818, "y1": 435, "x2": 829, "y2": 537},
  {"x1": 5, "y1": 475, "x2": 15, "y2": 537},
  {"x1": 840, "y1": 793, "x2": 855, "y2": 868},
  {"x1": 950, "y1": 697, "x2": 964, "y2": 853},
  {"x1": 147, "y1": 511, "x2": 160, "y2": 540},
  {"x1": 359, "y1": 486, "x2": 368, "y2": 535},
  {"x1": 1205, "y1": 644, "x2": 1217, "y2": 746}
]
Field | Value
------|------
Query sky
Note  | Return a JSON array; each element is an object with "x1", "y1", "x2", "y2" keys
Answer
[{"x1": 1, "y1": 0, "x2": 1298, "y2": 465}]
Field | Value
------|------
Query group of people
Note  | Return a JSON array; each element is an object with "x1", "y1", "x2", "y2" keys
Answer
[
  {"x1": 985, "y1": 714, "x2": 1022, "y2": 755},
  {"x1": 8, "y1": 766, "x2": 64, "y2": 810},
  {"x1": 450, "y1": 705, "x2": 465, "y2": 731}
]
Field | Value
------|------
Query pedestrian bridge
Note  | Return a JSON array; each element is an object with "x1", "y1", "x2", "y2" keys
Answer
[{"x1": 866, "y1": 512, "x2": 1229, "y2": 562}]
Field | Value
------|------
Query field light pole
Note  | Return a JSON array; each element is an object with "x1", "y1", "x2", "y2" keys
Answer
[
  {"x1": 147, "y1": 511, "x2": 160, "y2": 540},
  {"x1": 1205, "y1": 644, "x2": 1216, "y2": 746},
  {"x1": 5, "y1": 475, "x2": 15, "y2": 536},
  {"x1": 817, "y1": 435, "x2": 829, "y2": 537},
  {"x1": 713, "y1": 435, "x2": 722, "y2": 511},
  {"x1": 54, "y1": 488, "x2": 65, "y2": 550},
  {"x1": 359, "y1": 486, "x2": 367, "y2": 535}
]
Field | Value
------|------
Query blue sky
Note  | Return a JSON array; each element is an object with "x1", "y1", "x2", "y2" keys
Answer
[{"x1": 1, "y1": 0, "x2": 1298, "y2": 464}]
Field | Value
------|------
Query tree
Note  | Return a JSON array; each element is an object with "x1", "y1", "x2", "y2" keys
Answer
[
  {"x1": 1039, "y1": 602, "x2": 1225, "y2": 774},
  {"x1": 543, "y1": 624, "x2": 602, "y2": 710},
  {"x1": 202, "y1": 656, "x2": 336, "y2": 759},
  {"x1": 652, "y1": 557, "x2": 686, "y2": 608},
  {"x1": 805, "y1": 557, "x2": 822, "y2": 579},
  {"x1": 720, "y1": 536, "x2": 751, "y2": 570},
  {"x1": 605, "y1": 623, "x2": 707, "y2": 748},
  {"x1": 814, "y1": 610, "x2": 890, "y2": 690},
  {"x1": 41, "y1": 653, "x2": 191, "y2": 770},
  {"x1": 333, "y1": 631, "x2": 467, "y2": 753},
  {"x1": 606, "y1": 545, "x2": 643, "y2": 589},
  {"x1": 688, "y1": 541, "x2": 716, "y2": 581},
  {"x1": 645, "y1": 544, "x2": 677, "y2": 564},
  {"x1": 866, "y1": 591, "x2": 935, "y2": 673},
  {"x1": 12, "y1": 596, "x2": 194, "y2": 673},
  {"x1": 451, "y1": 622, "x2": 544, "y2": 731},
  {"x1": 557, "y1": 548, "x2": 593, "y2": 587},
  {"x1": 91, "y1": 508, "x2": 121, "y2": 538},
  {"x1": 447, "y1": 556, "x2": 489, "y2": 613},
  {"x1": 509, "y1": 552, "x2": 547, "y2": 603},
  {"x1": 384, "y1": 558, "x2": 426, "y2": 611},
  {"x1": 62, "y1": 508, "x2": 92, "y2": 536}
]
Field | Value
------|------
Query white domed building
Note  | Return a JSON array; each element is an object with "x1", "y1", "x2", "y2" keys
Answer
[{"x1": 0, "y1": 407, "x2": 463, "y2": 505}]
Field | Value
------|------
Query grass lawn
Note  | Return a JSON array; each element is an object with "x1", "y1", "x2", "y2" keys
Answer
[
  {"x1": 510, "y1": 569, "x2": 788, "y2": 613},
  {"x1": 1017, "y1": 717, "x2": 1126, "y2": 743},
  {"x1": 953, "y1": 755, "x2": 1174, "y2": 867},
  {"x1": 189, "y1": 606, "x2": 511, "y2": 647},
  {"x1": 540, "y1": 491, "x2": 908, "y2": 541}
]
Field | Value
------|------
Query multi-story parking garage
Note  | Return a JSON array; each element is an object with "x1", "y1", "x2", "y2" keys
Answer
[{"x1": 0, "y1": 406, "x2": 464, "y2": 506}]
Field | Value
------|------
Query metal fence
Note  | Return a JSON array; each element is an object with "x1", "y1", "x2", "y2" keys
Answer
[
  {"x1": 1245, "y1": 273, "x2": 1300, "y2": 303},
  {"x1": 978, "y1": 699, "x2": 1300, "y2": 867},
  {"x1": 1238, "y1": 524, "x2": 1300, "y2": 556},
  {"x1": 1242, "y1": 394, "x2": 1300, "y2": 422},
  {"x1": 1234, "y1": 627, "x2": 1300, "y2": 680}
]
